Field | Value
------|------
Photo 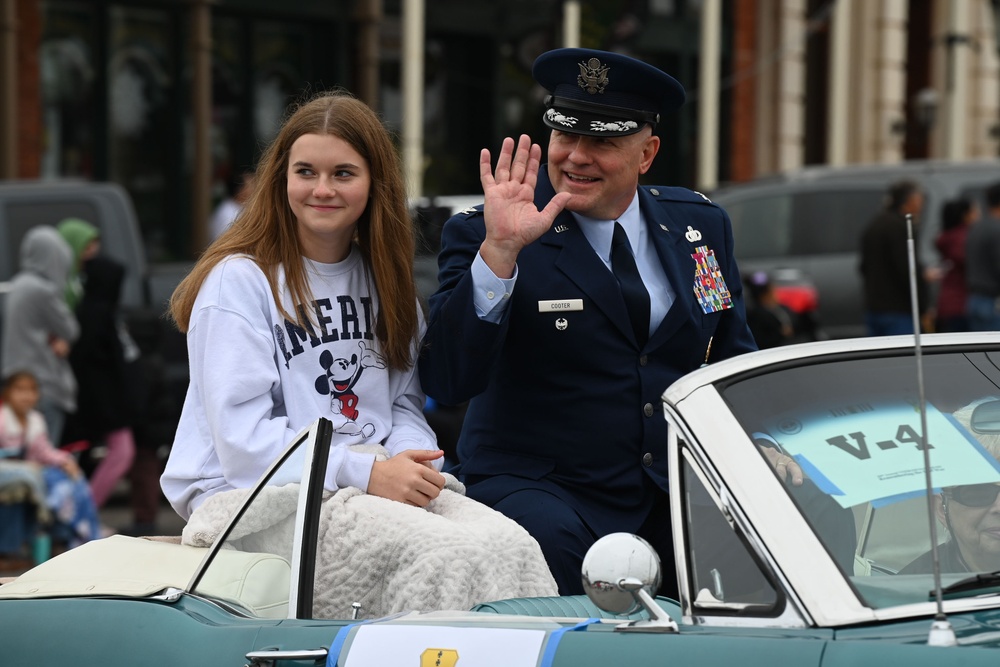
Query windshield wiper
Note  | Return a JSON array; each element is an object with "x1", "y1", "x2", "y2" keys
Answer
[{"x1": 938, "y1": 571, "x2": 1000, "y2": 597}]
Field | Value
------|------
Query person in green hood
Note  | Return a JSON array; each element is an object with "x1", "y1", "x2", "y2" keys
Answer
[{"x1": 56, "y1": 218, "x2": 101, "y2": 311}]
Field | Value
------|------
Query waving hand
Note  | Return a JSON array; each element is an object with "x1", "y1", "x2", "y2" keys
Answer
[{"x1": 478, "y1": 134, "x2": 571, "y2": 278}]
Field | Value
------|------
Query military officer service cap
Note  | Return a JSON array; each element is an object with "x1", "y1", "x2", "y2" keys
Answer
[{"x1": 532, "y1": 47, "x2": 686, "y2": 137}]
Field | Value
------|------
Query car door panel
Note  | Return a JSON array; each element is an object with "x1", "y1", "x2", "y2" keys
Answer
[
  {"x1": 550, "y1": 626, "x2": 829, "y2": 667},
  {"x1": 0, "y1": 596, "x2": 275, "y2": 666}
]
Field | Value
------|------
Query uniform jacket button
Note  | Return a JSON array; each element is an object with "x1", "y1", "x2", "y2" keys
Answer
[
  {"x1": 642, "y1": 453, "x2": 653, "y2": 467},
  {"x1": 643, "y1": 402, "x2": 654, "y2": 417}
]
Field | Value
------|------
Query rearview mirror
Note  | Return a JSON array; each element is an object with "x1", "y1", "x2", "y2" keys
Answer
[{"x1": 971, "y1": 399, "x2": 1000, "y2": 434}]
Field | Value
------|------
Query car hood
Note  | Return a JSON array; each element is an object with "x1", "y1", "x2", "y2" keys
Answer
[{"x1": 835, "y1": 609, "x2": 1000, "y2": 647}]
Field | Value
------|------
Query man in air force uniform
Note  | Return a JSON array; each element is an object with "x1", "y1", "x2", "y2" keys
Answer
[{"x1": 419, "y1": 47, "x2": 758, "y2": 595}]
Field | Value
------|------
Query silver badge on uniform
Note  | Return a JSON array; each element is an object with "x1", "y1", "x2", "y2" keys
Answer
[{"x1": 555, "y1": 318, "x2": 568, "y2": 330}]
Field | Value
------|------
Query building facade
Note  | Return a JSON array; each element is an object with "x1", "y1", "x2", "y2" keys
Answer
[{"x1": 1, "y1": 0, "x2": 998, "y2": 261}]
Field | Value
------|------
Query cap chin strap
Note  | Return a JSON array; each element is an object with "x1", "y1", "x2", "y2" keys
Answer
[{"x1": 544, "y1": 94, "x2": 659, "y2": 128}]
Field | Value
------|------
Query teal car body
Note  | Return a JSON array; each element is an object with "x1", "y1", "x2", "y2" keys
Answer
[{"x1": 5, "y1": 333, "x2": 1000, "y2": 666}]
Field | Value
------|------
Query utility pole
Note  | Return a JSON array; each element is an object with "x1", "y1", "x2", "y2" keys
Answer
[
  {"x1": 355, "y1": 0, "x2": 382, "y2": 110},
  {"x1": 402, "y1": 0, "x2": 424, "y2": 200},
  {"x1": 562, "y1": 0, "x2": 580, "y2": 47},
  {"x1": 697, "y1": 0, "x2": 720, "y2": 190},
  {"x1": 942, "y1": 1, "x2": 970, "y2": 160}
]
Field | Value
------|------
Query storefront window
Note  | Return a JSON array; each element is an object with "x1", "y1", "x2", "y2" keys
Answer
[
  {"x1": 107, "y1": 5, "x2": 178, "y2": 261},
  {"x1": 209, "y1": 15, "x2": 251, "y2": 241},
  {"x1": 253, "y1": 20, "x2": 311, "y2": 145},
  {"x1": 33, "y1": 0, "x2": 697, "y2": 262},
  {"x1": 40, "y1": 1, "x2": 97, "y2": 180}
]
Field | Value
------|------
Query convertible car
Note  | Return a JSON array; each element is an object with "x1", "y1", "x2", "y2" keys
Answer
[{"x1": 4, "y1": 332, "x2": 1000, "y2": 666}]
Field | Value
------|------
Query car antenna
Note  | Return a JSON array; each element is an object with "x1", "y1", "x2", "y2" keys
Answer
[{"x1": 907, "y1": 212, "x2": 956, "y2": 647}]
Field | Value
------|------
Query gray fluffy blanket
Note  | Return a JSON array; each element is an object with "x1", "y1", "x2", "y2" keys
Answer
[{"x1": 182, "y1": 471, "x2": 558, "y2": 619}]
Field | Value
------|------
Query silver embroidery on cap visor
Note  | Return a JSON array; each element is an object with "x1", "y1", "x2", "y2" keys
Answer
[
  {"x1": 590, "y1": 120, "x2": 639, "y2": 133},
  {"x1": 545, "y1": 108, "x2": 579, "y2": 128}
]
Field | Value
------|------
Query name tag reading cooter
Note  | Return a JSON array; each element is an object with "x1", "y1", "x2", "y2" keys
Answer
[{"x1": 538, "y1": 299, "x2": 584, "y2": 312}]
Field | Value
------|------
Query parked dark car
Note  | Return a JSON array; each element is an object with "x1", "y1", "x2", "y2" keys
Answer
[{"x1": 711, "y1": 160, "x2": 1000, "y2": 339}]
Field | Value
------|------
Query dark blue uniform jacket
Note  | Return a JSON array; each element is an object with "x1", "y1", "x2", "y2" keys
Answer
[{"x1": 419, "y1": 168, "x2": 757, "y2": 537}]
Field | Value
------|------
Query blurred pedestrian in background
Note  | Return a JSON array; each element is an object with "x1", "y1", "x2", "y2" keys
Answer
[
  {"x1": 743, "y1": 271, "x2": 794, "y2": 349},
  {"x1": 934, "y1": 197, "x2": 978, "y2": 333},
  {"x1": 209, "y1": 170, "x2": 255, "y2": 241},
  {"x1": 859, "y1": 179, "x2": 932, "y2": 336},
  {"x1": 56, "y1": 218, "x2": 101, "y2": 312},
  {"x1": 1, "y1": 227, "x2": 79, "y2": 444},
  {"x1": 0, "y1": 371, "x2": 99, "y2": 548},
  {"x1": 123, "y1": 344, "x2": 173, "y2": 536},
  {"x1": 965, "y1": 182, "x2": 1000, "y2": 332},
  {"x1": 61, "y1": 254, "x2": 139, "y2": 510}
]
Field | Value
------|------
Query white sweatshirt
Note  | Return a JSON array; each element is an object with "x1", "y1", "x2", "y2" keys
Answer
[{"x1": 161, "y1": 248, "x2": 439, "y2": 519}]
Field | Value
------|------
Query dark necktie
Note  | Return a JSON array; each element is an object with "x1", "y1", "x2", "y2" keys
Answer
[{"x1": 611, "y1": 221, "x2": 650, "y2": 346}]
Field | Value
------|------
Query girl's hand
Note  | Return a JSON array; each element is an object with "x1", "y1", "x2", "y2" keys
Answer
[{"x1": 368, "y1": 449, "x2": 446, "y2": 507}]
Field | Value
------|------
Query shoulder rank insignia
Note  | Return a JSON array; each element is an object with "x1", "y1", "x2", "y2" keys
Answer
[
  {"x1": 458, "y1": 207, "x2": 479, "y2": 215},
  {"x1": 692, "y1": 190, "x2": 712, "y2": 202}
]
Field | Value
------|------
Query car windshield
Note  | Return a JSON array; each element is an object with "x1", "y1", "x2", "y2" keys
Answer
[{"x1": 720, "y1": 347, "x2": 1000, "y2": 609}]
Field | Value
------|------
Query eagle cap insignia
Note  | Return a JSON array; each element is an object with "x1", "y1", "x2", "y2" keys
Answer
[{"x1": 578, "y1": 57, "x2": 610, "y2": 94}]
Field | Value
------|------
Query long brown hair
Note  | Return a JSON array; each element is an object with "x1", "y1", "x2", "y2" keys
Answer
[{"x1": 170, "y1": 90, "x2": 419, "y2": 370}]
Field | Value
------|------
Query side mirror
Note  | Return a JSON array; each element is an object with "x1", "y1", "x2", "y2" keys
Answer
[{"x1": 581, "y1": 533, "x2": 677, "y2": 633}]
